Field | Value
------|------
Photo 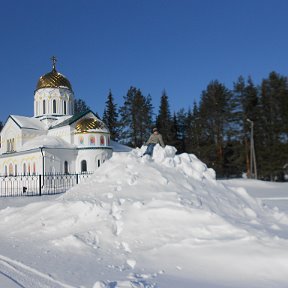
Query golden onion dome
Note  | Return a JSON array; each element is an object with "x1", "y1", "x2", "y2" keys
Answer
[
  {"x1": 36, "y1": 69, "x2": 72, "y2": 91},
  {"x1": 36, "y1": 57, "x2": 72, "y2": 91},
  {"x1": 75, "y1": 118, "x2": 107, "y2": 133}
]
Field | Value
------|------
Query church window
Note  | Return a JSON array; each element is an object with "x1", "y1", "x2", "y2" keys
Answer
[
  {"x1": 90, "y1": 136, "x2": 95, "y2": 145},
  {"x1": 63, "y1": 101, "x2": 67, "y2": 115},
  {"x1": 33, "y1": 162, "x2": 36, "y2": 175},
  {"x1": 43, "y1": 100, "x2": 46, "y2": 114},
  {"x1": 14, "y1": 165, "x2": 17, "y2": 176},
  {"x1": 11, "y1": 139, "x2": 15, "y2": 151},
  {"x1": 53, "y1": 100, "x2": 57, "y2": 114},
  {"x1": 7, "y1": 140, "x2": 10, "y2": 152},
  {"x1": 9, "y1": 163, "x2": 13, "y2": 176},
  {"x1": 100, "y1": 135, "x2": 105, "y2": 146},
  {"x1": 81, "y1": 160, "x2": 87, "y2": 173},
  {"x1": 97, "y1": 159, "x2": 100, "y2": 167},
  {"x1": 64, "y1": 161, "x2": 69, "y2": 174},
  {"x1": 23, "y1": 163, "x2": 26, "y2": 175},
  {"x1": 4, "y1": 165, "x2": 7, "y2": 176},
  {"x1": 79, "y1": 136, "x2": 84, "y2": 145},
  {"x1": 28, "y1": 163, "x2": 31, "y2": 175}
]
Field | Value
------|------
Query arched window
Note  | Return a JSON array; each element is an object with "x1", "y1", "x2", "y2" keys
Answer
[
  {"x1": 14, "y1": 164, "x2": 17, "y2": 176},
  {"x1": 81, "y1": 160, "x2": 87, "y2": 173},
  {"x1": 28, "y1": 163, "x2": 31, "y2": 175},
  {"x1": 64, "y1": 161, "x2": 69, "y2": 174},
  {"x1": 33, "y1": 162, "x2": 36, "y2": 175},
  {"x1": 63, "y1": 101, "x2": 67, "y2": 115},
  {"x1": 9, "y1": 163, "x2": 13, "y2": 176},
  {"x1": 100, "y1": 135, "x2": 105, "y2": 146},
  {"x1": 90, "y1": 136, "x2": 95, "y2": 145},
  {"x1": 23, "y1": 163, "x2": 26, "y2": 175},
  {"x1": 98, "y1": 159, "x2": 100, "y2": 167},
  {"x1": 4, "y1": 166, "x2": 7, "y2": 176},
  {"x1": 43, "y1": 100, "x2": 46, "y2": 114},
  {"x1": 53, "y1": 100, "x2": 57, "y2": 114}
]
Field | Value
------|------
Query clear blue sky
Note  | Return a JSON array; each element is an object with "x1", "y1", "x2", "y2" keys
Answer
[{"x1": 0, "y1": 0, "x2": 287, "y2": 121}]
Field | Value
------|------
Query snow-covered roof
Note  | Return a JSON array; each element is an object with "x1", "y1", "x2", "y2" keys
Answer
[
  {"x1": 10, "y1": 115, "x2": 45, "y2": 130},
  {"x1": 110, "y1": 140, "x2": 132, "y2": 152},
  {"x1": 48, "y1": 115, "x2": 73, "y2": 128},
  {"x1": 20, "y1": 135, "x2": 76, "y2": 151},
  {"x1": 50, "y1": 110, "x2": 91, "y2": 130}
]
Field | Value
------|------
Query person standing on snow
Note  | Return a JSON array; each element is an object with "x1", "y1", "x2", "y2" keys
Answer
[{"x1": 143, "y1": 127, "x2": 165, "y2": 156}]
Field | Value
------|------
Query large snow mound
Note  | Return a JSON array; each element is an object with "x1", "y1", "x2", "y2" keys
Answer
[{"x1": 0, "y1": 145, "x2": 288, "y2": 288}]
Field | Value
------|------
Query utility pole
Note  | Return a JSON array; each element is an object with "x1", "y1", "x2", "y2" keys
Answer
[{"x1": 247, "y1": 119, "x2": 257, "y2": 179}]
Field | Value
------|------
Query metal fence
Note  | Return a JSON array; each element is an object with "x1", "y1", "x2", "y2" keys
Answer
[{"x1": 0, "y1": 172, "x2": 93, "y2": 197}]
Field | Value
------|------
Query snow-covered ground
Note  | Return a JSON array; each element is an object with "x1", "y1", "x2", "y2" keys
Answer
[{"x1": 0, "y1": 145, "x2": 288, "y2": 288}]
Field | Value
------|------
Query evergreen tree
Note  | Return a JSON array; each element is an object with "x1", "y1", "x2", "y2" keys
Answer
[
  {"x1": 119, "y1": 87, "x2": 153, "y2": 147},
  {"x1": 258, "y1": 72, "x2": 288, "y2": 180},
  {"x1": 198, "y1": 80, "x2": 233, "y2": 177},
  {"x1": 185, "y1": 102, "x2": 202, "y2": 156},
  {"x1": 102, "y1": 90, "x2": 119, "y2": 140},
  {"x1": 74, "y1": 98, "x2": 90, "y2": 114},
  {"x1": 229, "y1": 76, "x2": 259, "y2": 177},
  {"x1": 175, "y1": 109, "x2": 187, "y2": 153},
  {"x1": 156, "y1": 90, "x2": 174, "y2": 144}
]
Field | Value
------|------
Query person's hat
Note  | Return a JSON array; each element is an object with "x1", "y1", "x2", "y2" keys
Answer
[{"x1": 153, "y1": 127, "x2": 158, "y2": 132}]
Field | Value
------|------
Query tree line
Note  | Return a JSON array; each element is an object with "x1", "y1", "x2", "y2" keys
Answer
[
  {"x1": 99, "y1": 71, "x2": 288, "y2": 181},
  {"x1": 1, "y1": 71, "x2": 287, "y2": 181}
]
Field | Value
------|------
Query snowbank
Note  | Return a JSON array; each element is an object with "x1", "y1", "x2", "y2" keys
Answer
[{"x1": 0, "y1": 145, "x2": 288, "y2": 288}]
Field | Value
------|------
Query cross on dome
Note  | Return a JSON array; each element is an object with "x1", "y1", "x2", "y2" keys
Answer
[{"x1": 51, "y1": 56, "x2": 57, "y2": 71}]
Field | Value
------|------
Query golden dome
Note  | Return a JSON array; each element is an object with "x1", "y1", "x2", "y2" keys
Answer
[
  {"x1": 36, "y1": 57, "x2": 72, "y2": 91},
  {"x1": 75, "y1": 118, "x2": 107, "y2": 133},
  {"x1": 36, "y1": 68, "x2": 72, "y2": 91}
]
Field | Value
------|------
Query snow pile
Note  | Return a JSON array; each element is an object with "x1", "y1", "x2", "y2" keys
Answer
[{"x1": 0, "y1": 145, "x2": 288, "y2": 288}]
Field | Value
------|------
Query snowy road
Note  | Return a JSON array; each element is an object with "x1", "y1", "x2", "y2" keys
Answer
[
  {"x1": 0, "y1": 254, "x2": 75, "y2": 288},
  {"x1": 221, "y1": 179, "x2": 288, "y2": 212}
]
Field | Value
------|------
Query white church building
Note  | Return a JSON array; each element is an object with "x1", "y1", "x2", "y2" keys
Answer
[{"x1": 0, "y1": 58, "x2": 112, "y2": 176}]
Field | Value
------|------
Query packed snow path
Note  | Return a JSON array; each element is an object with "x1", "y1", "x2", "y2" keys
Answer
[
  {"x1": 0, "y1": 145, "x2": 288, "y2": 288},
  {"x1": 0, "y1": 254, "x2": 75, "y2": 288}
]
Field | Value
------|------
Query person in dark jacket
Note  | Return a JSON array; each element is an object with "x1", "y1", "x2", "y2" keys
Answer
[{"x1": 143, "y1": 128, "x2": 165, "y2": 156}]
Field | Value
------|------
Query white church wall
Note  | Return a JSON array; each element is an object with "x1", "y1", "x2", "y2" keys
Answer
[
  {"x1": 48, "y1": 126, "x2": 72, "y2": 144},
  {"x1": 0, "y1": 150, "x2": 42, "y2": 176},
  {"x1": 73, "y1": 132, "x2": 111, "y2": 148},
  {"x1": 76, "y1": 148, "x2": 112, "y2": 173},
  {"x1": 0, "y1": 118, "x2": 21, "y2": 154},
  {"x1": 43, "y1": 148, "x2": 77, "y2": 174},
  {"x1": 34, "y1": 88, "x2": 74, "y2": 117}
]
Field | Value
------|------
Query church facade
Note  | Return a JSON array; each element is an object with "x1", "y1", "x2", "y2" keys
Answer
[{"x1": 0, "y1": 58, "x2": 112, "y2": 176}]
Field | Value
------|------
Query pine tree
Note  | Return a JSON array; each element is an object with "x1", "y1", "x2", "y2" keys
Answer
[
  {"x1": 258, "y1": 72, "x2": 288, "y2": 180},
  {"x1": 102, "y1": 90, "x2": 119, "y2": 140},
  {"x1": 119, "y1": 87, "x2": 153, "y2": 147},
  {"x1": 175, "y1": 109, "x2": 187, "y2": 153},
  {"x1": 198, "y1": 80, "x2": 233, "y2": 177},
  {"x1": 156, "y1": 90, "x2": 174, "y2": 144},
  {"x1": 74, "y1": 98, "x2": 90, "y2": 114}
]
